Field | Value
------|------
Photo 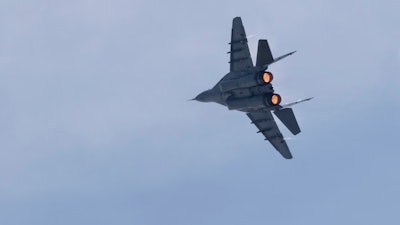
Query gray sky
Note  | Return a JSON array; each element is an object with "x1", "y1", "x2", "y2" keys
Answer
[{"x1": 0, "y1": 0, "x2": 399, "y2": 224}]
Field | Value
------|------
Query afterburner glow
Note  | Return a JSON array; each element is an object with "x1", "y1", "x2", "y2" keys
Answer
[
  {"x1": 271, "y1": 94, "x2": 281, "y2": 105},
  {"x1": 262, "y1": 72, "x2": 273, "y2": 83}
]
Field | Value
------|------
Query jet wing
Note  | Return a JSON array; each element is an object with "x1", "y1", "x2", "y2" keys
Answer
[
  {"x1": 247, "y1": 110, "x2": 293, "y2": 159},
  {"x1": 229, "y1": 17, "x2": 253, "y2": 73}
]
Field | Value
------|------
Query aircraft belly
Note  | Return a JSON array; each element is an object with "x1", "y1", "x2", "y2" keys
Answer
[
  {"x1": 229, "y1": 85, "x2": 272, "y2": 97},
  {"x1": 226, "y1": 95, "x2": 266, "y2": 111},
  {"x1": 249, "y1": 84, "x2": 274, "y2": 95},
  {"x1": 231, "y1": 88, "x2": 252, "y2": 98}
]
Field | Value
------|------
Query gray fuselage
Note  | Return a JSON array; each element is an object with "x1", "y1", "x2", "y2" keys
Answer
[{"x1": 194, "y1": 70, "x2": 279, "y2": 112}]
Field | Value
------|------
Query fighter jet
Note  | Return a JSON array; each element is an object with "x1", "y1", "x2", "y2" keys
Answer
[{"x1": 193, "y1": 17, "x2": 312, "y2": 159}]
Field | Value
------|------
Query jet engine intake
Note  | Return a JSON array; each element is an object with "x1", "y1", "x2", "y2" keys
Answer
[
  {"x1": 219, "y1": 72, "x2": 274, "y2": 92},
  {"x1": 226, "y1": 93, "x2": 281, "y2": 110}
]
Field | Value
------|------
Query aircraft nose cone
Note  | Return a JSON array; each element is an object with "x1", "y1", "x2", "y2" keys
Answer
[
  {"x1": 193, "y1": 89, "x2": 220, "y2": 103},
  {"x1": 193, "y1": 91, "x2": 207, "y2": 102}
]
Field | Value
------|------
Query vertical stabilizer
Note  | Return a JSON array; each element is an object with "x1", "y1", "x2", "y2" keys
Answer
[
  {"x1": 274, "y1": 108, "x2": 301, "y2": 135},
  {"x1": 256, "y1": 39, "x2": 274, "y2": 66}
]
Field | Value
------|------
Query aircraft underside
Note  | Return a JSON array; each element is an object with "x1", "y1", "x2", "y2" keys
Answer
[{"x1": 194, "y1": 17, "x2": 311, "y2": 159}]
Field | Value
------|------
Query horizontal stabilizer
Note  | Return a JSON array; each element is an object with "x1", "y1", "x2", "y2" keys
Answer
[
  {"x1": 274, "y1": 108, "x2": 301, "y2": 135},
  {"x1": 256, "y1": 40, "x2": 274, "y2": 66}
]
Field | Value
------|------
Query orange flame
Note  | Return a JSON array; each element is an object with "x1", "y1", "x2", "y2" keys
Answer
[
  {"x1": 263, "y1": 72, "x2": 273, "y2": 83},
  {"x1": 271, "y1": 94, "x2": 281, "y2": 105}
]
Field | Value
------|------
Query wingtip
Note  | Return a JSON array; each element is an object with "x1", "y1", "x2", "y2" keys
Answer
[
  {"x1": 283, "y1": 153, "x2": 293, "y2": 159},
  {"x1": 232, "y1": 17, "x2": 242, "y2": 24},
  {"x1": 305, "y1": 97, "x2": 314, "y2": 101}
]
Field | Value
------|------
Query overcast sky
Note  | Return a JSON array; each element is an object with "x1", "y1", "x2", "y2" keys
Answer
[{"x1": 0, "y1": 1, "x2": 399, "y2": 225}]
